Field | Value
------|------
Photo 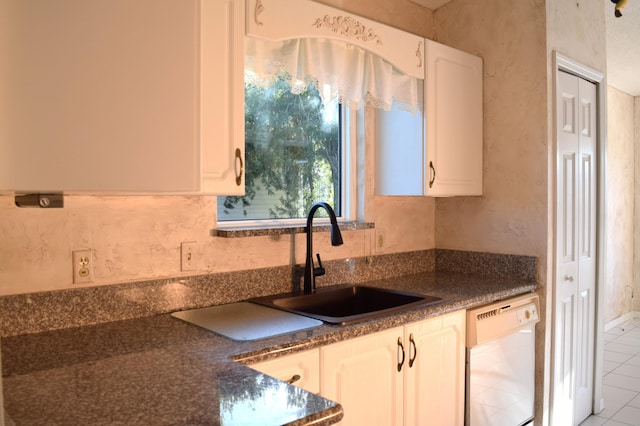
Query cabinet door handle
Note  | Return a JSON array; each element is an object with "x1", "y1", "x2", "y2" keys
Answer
[
  {"x1": 429, "y1": 161, "x2": 436, "y2": 188},
  {"x1": 416, "y1": 41, "x2": 423, "y2": 68},
  {"x1": 286, "y1": 374, "x2": 301, "y2": 384},
  {"x1": 397, "y1": 337, "x2": 405, "y2": 372},
  {"x1": 254, "y1": 0, "x2": 264, "y2": 25},
  {"x1": 409, "y1": 333, "x2": 417, "y2": 368},
  {"x1": 234, "y1": 148, "x2": 243, "y2": 186}
]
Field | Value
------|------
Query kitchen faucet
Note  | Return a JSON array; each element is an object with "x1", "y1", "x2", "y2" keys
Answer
[{"x1": 304, "y1": 201, "x2": 343, "y2": 294}]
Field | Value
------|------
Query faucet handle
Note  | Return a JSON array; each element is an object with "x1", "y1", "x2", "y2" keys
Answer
[{"x1": 314, "y1": 253, "x2": 326, "y2": 277}]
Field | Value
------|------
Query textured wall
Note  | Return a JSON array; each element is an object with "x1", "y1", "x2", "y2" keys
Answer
[
  {"x1": 432, "y1": 0, "x2": 548, "y2": 261},
  {"x1": 634, "y1": 97, "x2": 640, "y2": 313},
  {"x1": 431, "y1": 1, "x2": 550, "y2": 423},
  {"x1": 0, "y1": 1, "x2": 435, "y2": 297},
  {"x1": 547, "y1": 1, "x2": 607, "y2": 72},
  {"x1": 432, "y1": 1, "x2": 611, "y2": 425},
  {"x1": 547, "y1": 0, "x2": 637, "y2": 326},
  {"x1": 547, "y1": 2, "x2": 608, "y2": 425},
  {"x1": 605, "y1": 86, "x2": 635, "y2": 323}
]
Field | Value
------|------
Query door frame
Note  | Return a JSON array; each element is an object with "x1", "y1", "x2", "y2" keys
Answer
[{"x1": 552, "y1": 51, "x2": 607, "y2": 420}]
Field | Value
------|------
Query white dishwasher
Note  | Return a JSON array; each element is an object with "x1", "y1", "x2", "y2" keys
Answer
[{"x1": 465, "y1": 293, "x2": 540, "y2": 426}]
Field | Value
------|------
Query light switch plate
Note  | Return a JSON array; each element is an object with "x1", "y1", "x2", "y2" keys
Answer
[{"x1": 181, "y1": 242, "x2": 197, "y2": 271}]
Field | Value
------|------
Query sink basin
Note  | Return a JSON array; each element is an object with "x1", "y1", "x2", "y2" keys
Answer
[{"x1": 249, "y1": 285, "x2": 442, "y2": 325}]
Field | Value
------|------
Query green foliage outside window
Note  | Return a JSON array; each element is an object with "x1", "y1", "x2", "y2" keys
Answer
[{"x1": 218, "y1": 78, "x2": 341, "y2": 221}]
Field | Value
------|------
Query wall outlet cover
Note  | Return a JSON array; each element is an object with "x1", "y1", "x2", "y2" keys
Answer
[{"x1": 72, "y1": 249, "x2": 93, "y2": 284}]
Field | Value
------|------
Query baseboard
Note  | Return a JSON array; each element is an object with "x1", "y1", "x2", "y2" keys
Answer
[{"x1": 605, "y1": 311, "x2": 640, "y2": 331}]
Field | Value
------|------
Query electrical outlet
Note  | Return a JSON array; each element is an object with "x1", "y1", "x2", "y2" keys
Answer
[
  {"x1": 181, "y1": 242, "x2": 197, "y2": 271},
  {"x1": 72, "y1": 249, "x2": 93, "y2": 284}
]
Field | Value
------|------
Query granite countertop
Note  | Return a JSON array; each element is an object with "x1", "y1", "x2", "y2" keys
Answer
[{"x1": 1, "y1": 271, "x2": 537, "y2": 426}]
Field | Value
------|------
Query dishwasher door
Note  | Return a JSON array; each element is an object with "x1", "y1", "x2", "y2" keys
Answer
[
  {"x1": 465, "y1": 293, "x2": 539, "y2": 426},
  {"x1": 466, "y1": 326, "x2": 535, "y2": 426}
]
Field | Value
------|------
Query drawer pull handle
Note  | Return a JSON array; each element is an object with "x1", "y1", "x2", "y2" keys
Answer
[
  {"x1": 286, "y1": 374, "x2": 301, "y2": 384},
  {"x1": 409, "y1": 333, "x2": 417, "y2": 368},
  {"x1": 397, "y1": 337, "x2": 405, "y2": 372}
]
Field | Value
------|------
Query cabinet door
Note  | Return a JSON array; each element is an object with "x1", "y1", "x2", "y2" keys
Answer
[
  {"x1": 404, "y1": 311, "x2": 466, "y2": 426},
  {"x1": 0, "y1": 0, "x2": 244, "y2": 194},
  {"x1": 200, "y1": 0, "x2": 245, "y2": 195},
  {"x1": 425, "y1": 40, "x2": 482, "y2": 196},
  {"x1": 250, "y1": 349, "x2": 320, "y2": 394},
  {"x1": 374, "y1": 40, "x2": 482, "y2": 197},
  {"x1": 321, "y1": 327, "x2": 404, "y2": 426}
]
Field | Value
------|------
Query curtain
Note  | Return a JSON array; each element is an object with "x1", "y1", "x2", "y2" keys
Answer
[{"x1": 245, "y1": 36, "x2": 423, "y2": 113}]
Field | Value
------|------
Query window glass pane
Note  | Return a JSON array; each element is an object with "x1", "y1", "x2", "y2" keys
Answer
[{"x1": 218, "y1": 78, "x2": 341, "y2": 221}]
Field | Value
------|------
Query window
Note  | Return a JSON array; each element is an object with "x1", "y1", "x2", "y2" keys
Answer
[
  {"x1": 217, "y1": 77, "x2": 344, "y2": 222},
  {"x1": 217, "y1": 20, "x2": 424, "y2": 225}
]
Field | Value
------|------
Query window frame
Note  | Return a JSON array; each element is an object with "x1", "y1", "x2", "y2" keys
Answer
[{"x1": 216, "y1": 106, "x2": 356, "y2": 229}]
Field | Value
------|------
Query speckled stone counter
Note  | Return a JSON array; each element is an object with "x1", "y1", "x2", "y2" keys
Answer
[
  {"x1": 0, "y1": 249, "x2": 537, "y2": 338},
  {"x1": 1, "y1": 271, "x2": 537, "y2": 426}
]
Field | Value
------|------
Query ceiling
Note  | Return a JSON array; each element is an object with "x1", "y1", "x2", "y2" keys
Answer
[
  {"x1": 410, "y1": 0, "x2": 640, "y2": 97},
  {"x1": 605, "y1": 1, "x2": 640, "y2": 96}
]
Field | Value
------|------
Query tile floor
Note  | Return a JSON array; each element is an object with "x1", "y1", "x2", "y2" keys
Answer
[{"x1": 580, "y1": 318, "x2": 640, "y2": 426}]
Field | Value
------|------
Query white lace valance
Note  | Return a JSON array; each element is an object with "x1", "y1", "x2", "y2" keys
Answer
[{"x1": 245, "y1": 37, "x2": 423, "y2": 113}]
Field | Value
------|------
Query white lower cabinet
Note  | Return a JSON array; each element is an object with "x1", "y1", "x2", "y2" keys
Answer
[
  {"x1": 248, "y1": 311, "x2": 465, "y2": 426},
  {"x1": 249, "y1": 348, "x2": 320, "y2": 394},
  {"x1": 321, "y1": 326, "x2": 404, "y2": 425},
  {"x1": 403, "y1": 311, "x2": 466, "y2": 426},
  {"x1": 321, "y1": 311, "x2": 466, "y2": 426}
]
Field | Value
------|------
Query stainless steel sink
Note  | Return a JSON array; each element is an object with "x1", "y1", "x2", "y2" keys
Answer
[{"x1": 249, "y1": 285, "x2": 442, "y2": 325}]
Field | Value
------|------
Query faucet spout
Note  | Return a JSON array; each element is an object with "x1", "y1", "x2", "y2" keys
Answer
[{"x1": 304, "y1": 202, "x2": 343, "y2": 294}]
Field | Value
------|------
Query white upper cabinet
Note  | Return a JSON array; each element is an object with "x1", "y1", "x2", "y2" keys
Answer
[
  {"x1": 246, "y1": 0, "x2": 482, "y2": 197},
  {"x1": 424, "y1": 40, "x2": 482, "y2": 196},
  {"x1": 0, "y1": 0, "x2": 244, "y2": 194},
  {"x1": 375, "y1": 39, "x2": 483, "y2": 197},
  {"x1": 200, "y1": 0, "x2": 245, "y2": 195}
]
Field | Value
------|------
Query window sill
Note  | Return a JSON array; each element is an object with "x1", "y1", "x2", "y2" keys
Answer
[{"x1": 213, "y1": 221, "x2": 374, "y2": 238}]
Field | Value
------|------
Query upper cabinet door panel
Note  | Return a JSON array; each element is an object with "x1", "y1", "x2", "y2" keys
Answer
[
  {"x1": 425, "y1": 40, "x2": 483, "y2": 196},
  {"x1": 1, "y1": 0, "x2": 202, "y2": 193},
  {"x1": 375, "y1": 40, "x2": 482, "y2": 197},
  {"x1": 200, "y1": 0, "x2": 245, "y2": 195},
  {"x1": 245, "y1": 0, "x2": 424, "y2": 79}
]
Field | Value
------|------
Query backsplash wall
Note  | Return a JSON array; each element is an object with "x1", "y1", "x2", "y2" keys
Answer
[
  {"x1": 0, "y1": 193, "x2": 434, "y2": 296},
  {"x1": 0, "y1": 249, "x2": 537, "y2": 337}
]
